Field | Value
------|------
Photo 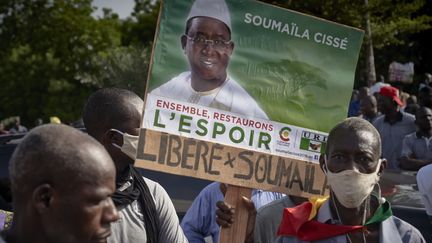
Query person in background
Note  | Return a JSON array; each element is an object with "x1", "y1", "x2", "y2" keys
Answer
[
  {"x1": 0, "y1": 123, "x2": 9, "y2": 135},
  {"x1": 370, "y1": 74, "x2": 390, "y2": 95},
  {"x1": 417, "y1": 164, "x2": 432, "y2": 225},
  {"x1": 359, "y1": 95, "x2": 380, "y2": 123},
  {"x1": 8, "y1": 119, "x2": 27, "y2": 134},
  {"x1": 252, "y1": 195, "x2": 306, "y2": 243},
  {"x1": 348, "y1": 87, "x2": 369, "y2": 117},
  {"x1": 83, "y1": 88, "x2": 187, "y2": 243},
  {"x1": 33, "y1": 118, "x2": 43, "y2": 128},
  {"x1": 0, "y1": 124, "x2": 119, "y2": 243},
  {"x1": 181, "y1": 182, "x2": 285, "y2": 243},
  {"x1": 215, "y1": 194, "x2": 304, "y2": 243},
  {"x1": 418, "y1": 73, "x2": 432, "y2": 92},
  {"x1": 373, "y1": 86, "x2": 416, "y2": 170},
  {"x1": 399, "y1": 106, "x2": 432, "y2": 171},
  {"x1": 418, "y1": 86, "x2": 432, "y2": 109},
  {"x1": 404, "y1": 95, "x2": 419, "y2": 116}
]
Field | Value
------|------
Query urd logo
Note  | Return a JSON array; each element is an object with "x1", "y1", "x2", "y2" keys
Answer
[
  {"x1": 300, "y1": 131, "x2": 327, "y2": 153},
  {"x1": 279, "y1": 127, "x2": 292, "y2": 142}
]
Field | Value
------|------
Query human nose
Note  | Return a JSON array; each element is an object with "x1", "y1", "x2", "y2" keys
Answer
[
  {"x1": 103, "y1": 198, "x2": 119, "y2": 224},
  {"x1": 201, "y1": 41, "x2": 217, "y2": 54}
]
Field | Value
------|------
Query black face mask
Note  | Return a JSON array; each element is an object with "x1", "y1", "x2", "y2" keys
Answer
[{"x1": 111, "y1": 165, "x2": 160, "y2": 243}]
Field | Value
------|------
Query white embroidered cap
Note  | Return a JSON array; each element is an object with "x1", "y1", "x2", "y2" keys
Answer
[{"x1": 187, "y1": 0, "x2": 231, "y2": 32}]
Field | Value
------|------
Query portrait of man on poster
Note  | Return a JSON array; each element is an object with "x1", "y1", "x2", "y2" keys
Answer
[{"x1": 151, "y1": 0, "x2": 269, "y2": 120}]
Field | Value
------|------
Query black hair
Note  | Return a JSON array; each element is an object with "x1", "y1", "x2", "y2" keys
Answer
[{"x1": 82, "y1": 88, "x2": 142, "y2": 139}]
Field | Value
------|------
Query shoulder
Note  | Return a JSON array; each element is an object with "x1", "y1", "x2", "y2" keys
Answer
[
  {"x1": 142, "y1": 177, "x2": 171, "y2": 203},
  {"x1": 401, "y1": 112, "x2": 416, "y2": 122},
  {"x1": 417, "y1": 164, "x2": 432, "y2": 180},
  {"x1": 223, "y1": 78, "x2": 256, "y2": 101},
  {"x1": 223, "y1": 77, "x2": 269, "y2": 119},
  {"x1": 257, "y1": 196, "x2": 294, "y2": 218},
  {"x1": 200, "y1": 182, "x2": 222, "y2": 194},
  {"x1": 388, "y1": 216, "x2": 426, "y2": 242},
  {"x1": 403, "y1": 132, "x2": 417, "y2": 141},
  {"x1": 142, "y1": 177, "x2": 160, "y2": 194},
  {"x1": 195, "y1": 182, "x2": 223, "y2": 202},
  {"x1": 151, "y1": 71, "x2": 191, "y2": 94},
  {"x1": 372, "y1": 114, "x2": 385, "y2": 126}
]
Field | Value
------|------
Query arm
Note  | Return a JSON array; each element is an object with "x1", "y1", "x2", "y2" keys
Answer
[
  {"x1": 398, "y1": 156, "x2": 431, "y2": 171},
  {"x1": 180, "y1": 192, "x2": 211, "y2": 243},
  {"x1": 398, "y1": 136, "x2": 430, "y2": 170},
  {"x1": 152, "y1": 182, "x2": 189, "y2": 243}
]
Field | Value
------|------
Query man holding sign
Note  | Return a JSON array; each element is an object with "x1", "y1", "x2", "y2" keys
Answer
[
  {"x1": 276, "y1": 118, "x2": 424, "y2": 242},
  {"x1": 151, "y1": 0, "x2": 268, "y2": 120},
  {"x1": 217, "y1": 118, "x2": 425, "y2": 242}
]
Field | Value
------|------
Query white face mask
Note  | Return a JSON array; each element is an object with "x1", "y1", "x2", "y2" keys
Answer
[
  {"x1": 110, "y1": 129, "x2": 139, "y2": 160},
  {"x1": 324, "y1": 157, "x2": 381, "y2": 208}
]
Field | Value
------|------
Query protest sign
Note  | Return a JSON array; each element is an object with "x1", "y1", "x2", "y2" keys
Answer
[
  {"x1": 136, "y1": 0, "x2": 364, "y2": 198},
  {"x1": 388, "y1": 61, "x2": 414, "y2": 83}
]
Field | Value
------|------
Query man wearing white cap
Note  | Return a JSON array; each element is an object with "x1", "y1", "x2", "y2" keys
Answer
[{"x1": 151, "y1": 0, "x2": 268, "y2": 120}]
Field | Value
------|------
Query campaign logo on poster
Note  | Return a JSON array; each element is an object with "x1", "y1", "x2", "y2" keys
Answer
[
  {"x1": 299, "y1": 131, "x2": 327, "y2": 153},
  {"x1": 279, "y1": 127, "x2": 292, "y2": 142}
]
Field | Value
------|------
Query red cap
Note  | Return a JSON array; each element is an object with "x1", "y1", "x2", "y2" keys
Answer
[{"x1": 380, "y1": 86, "x2": 403, "y2": 106}]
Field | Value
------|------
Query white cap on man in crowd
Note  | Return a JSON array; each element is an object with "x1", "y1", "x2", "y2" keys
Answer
[{"x1": 187, "y1": 0, "x2": 231, "y2": 32}]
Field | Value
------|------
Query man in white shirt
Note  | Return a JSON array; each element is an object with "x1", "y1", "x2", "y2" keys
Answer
[{"x1": 151, "y1": 0, "x2": 268, "y2": 120}]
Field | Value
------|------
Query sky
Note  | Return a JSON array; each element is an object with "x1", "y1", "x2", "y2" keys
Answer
[{"x1": 92, "y1": 0, "x2": 135, "y2": 19}]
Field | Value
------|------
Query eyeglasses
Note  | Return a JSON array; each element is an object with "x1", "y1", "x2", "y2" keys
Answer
[{"x1": 184, "y1": 35, "x2": 232, "y2": 51}]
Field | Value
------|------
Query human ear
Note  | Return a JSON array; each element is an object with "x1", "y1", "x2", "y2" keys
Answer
[
  {"x1": 319, "y1": 154, "x2": 327, "y2": 173},
  {"x1": 33, "y1": 184, "x2": 54, "y2": 213},
  {"x1": 378, "y1": 159, "x2": 387, "y2": 175},
  {"x1": 181, "y1": 35, "x2": 187, "y2": 52},
  {"x1": 103, "y1": 129, "x2": 123, "y2": 149},
  {"x1": 226, "y1": 42, "x2": 234, "y2": 56}
]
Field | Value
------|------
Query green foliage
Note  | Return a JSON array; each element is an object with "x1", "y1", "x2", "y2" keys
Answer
[
  {"x1": 121, "y1": 0, "x2": 160, "y2": 46},
  {"x1": 0, "y1": 0, "x2": 122, "y2": 125},
  {"x1": 261, "y1": 0, "x2": 432, "y2": 86},
  {"x1": 262, "y1": 0, "x2": 431, "y2": 48},
  {"x1": 78, "y1": 45, "x2": 150, "y2": 97},
  {"x1": 0, "y1": 0, "x2": 430, "y2": 126}
]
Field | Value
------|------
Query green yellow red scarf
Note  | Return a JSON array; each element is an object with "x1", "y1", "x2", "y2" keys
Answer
[{"x1": 277, "y1": 196, "x2": 392, "y2": 241}]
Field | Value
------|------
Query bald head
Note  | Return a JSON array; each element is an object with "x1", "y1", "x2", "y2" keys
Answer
[
  {"x1": 326, "y1": 117, "x2": 381, "y2": 157},
  {"x1": 361, "y1": 95, "x2": 377, "y2": 107},
  {"x1": 83, "y1": 88, "x2": 143, "y2": 140},
  {"x1": 9, "y1": 124, "x2": 115, "y2": 203}
]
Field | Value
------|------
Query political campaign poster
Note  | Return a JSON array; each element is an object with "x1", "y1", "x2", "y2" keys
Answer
[{"x1": 136, "y1": 0, "x2": 364, "y2": 198}]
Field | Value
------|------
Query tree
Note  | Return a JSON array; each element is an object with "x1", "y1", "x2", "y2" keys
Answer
[
  {"x1": 121, "y1": 0, "x2": 160, "y2": 46},
  {"x1": 78, "y1": 45, "x2": 150, "y2": 98},
  {"x1": 0, "y1": 0, "x2": 122, "y2": 125},
  {"x1": 261, "y1": 0, "x2": 432, "y2": 87}
]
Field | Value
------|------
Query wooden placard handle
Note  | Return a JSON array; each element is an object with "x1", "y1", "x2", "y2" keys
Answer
[{"x1": 219, "y1": 185, "x2": 252, "y2": 243}]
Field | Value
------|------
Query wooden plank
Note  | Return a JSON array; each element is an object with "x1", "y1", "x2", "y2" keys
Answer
[
  {"x1": 219, "y1": 186, "x2": 252, "y2": 243},
  {"x1": 135, "y1": 128, "x2": 329, "y2": 198}
]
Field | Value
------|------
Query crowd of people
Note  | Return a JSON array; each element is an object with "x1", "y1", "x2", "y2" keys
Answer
[
  {"x1": 0, "y1": 0, "x2": 431, "y2": 240},
  {"x1": 0, "y1": 116, "x2": 64, "y2": 137},
  {"x1": 0, "y1": 82, "x2": 430, "y2": 242}
]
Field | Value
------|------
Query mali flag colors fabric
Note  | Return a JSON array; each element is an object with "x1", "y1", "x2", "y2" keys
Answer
[{"x1": 277, "y1": 196, "x2": 392, "y2": 241}]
